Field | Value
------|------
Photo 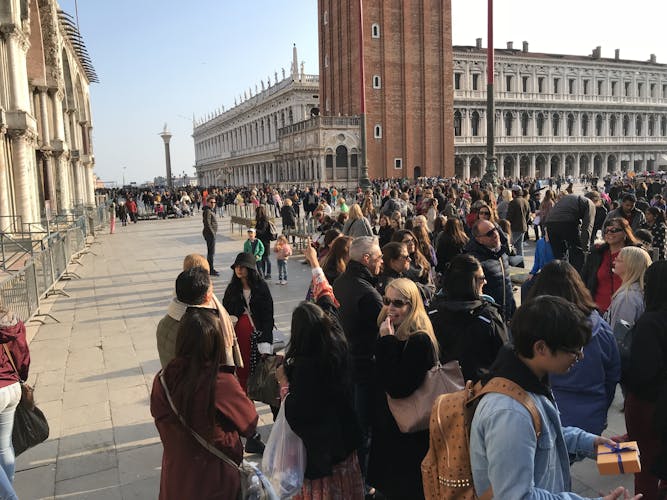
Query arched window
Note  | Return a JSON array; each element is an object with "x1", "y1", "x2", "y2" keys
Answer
[
  {"x1": 661, "y1": 116, "x2": 667, "y2": 136},
  {"x1": 648, "y1": 116, "x2": 655, "y2": 136},
  {"x1": 289, "y1": 108, "x2": 293, "y2": 125},
  {"x1": 335, "y1": 145, "x2": 348, "y2": 168},
  {"x1": 371, "y1": 23, "x2": 380, "y2": 38},
  {"x1": 454, "y1": 111, "x2": 462, "y2": 136},
  {"x1": 325, "y1": 153, "x2": 333, "y2": 169},
  {"x1": 581, "y1": 114, "x2": 589, "y2": 136},
  {"x1": 521, "y1": 112, "x2": 529, "y2": 136},
  {"x1": 374, "y1": 124, "x2": 382, "y2": 138},
  {"x1": 471, "y1": 111, "x2": 480, "y2": 136},
  {"x1": 552, "y1": 113, "x2": 560, "y2": 136},
  {"x1": 537, "y1": 113, "x2": 545, "y2": 136},
  {"x1": 610, "y1": 115, "x2": 617, "y2": 136},
  {"x1": 504, "y1": 112, "x2": 513, "y2": 136},
  {"x1": 623, "y1": 115, "x2": 630, "y2": 136},
  {"x1": 567, "y1": 114, "x2": 575, "y2": 136},
  {"x1": 595, "y1": 115, "x2": 603, "y2": 136},
  {"x1": 372, "y1": 75, "x2": 381, "y2": 88},
  {"x1": 636, "y1": 115, "x2": 643, "y2": 136}
]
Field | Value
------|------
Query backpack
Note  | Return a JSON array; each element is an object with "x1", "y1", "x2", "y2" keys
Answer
[
  {"x1": 268, "y1": 220, "x2": 278, "y2": 241},
  {"x1": 421, "y1": 377, "x2": 542, "y2": 500}
]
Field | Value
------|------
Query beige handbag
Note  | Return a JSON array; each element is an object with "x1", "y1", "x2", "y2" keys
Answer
[{"x1": 387, "y1": 354, "x2": 464, "y2": 434}]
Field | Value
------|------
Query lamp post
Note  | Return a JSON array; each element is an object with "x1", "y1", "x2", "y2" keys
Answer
[
  {"x1": 159, "y1": 123, "x2": 174, "y2": 191},
  {"x1": 122, "y1": 166, "x2": 126, "y2": 187},
  {"x1": 481, "y1": 0, "x2": 499, "y2": 188},
  {"x1": 357, "y1": 0, "x2": 371, "y2": 189}
]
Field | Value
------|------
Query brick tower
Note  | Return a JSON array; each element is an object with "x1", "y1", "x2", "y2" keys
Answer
[{"x1": 318, "y1": 0, "x2": 455, "y2": 179}]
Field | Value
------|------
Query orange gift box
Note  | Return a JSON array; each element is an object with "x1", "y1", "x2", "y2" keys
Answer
[{"x1": 597, "y1": 441, "x2": 641, "y2": 475}]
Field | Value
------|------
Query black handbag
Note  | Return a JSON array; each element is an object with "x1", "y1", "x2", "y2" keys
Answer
[
  {"x1": 3, "y1": 345, "x2": 49, "y2": 456},
  {"x1": 242, "y1": 301, "x2": 280, "y2": 406}
]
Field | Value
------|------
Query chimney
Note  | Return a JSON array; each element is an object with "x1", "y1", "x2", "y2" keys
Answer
[
  {"x1": 592, "y1": 46, "x2": 601, "y2": 59},
  {"x1": 476, "y1": 38, "x2": 482, "y2": 49},
  {"x1": 522, "y1": 41, "x2": 529, "y2": 52},
  {"x1": 507, "y1": 41, "x2": 513, "y2": 50},
  {"x1": 650, "y1": 54, "x2": 657, "y2": 63},
  {"x1": 615, "y1": 49, "x2": 620, "y2": 60}
]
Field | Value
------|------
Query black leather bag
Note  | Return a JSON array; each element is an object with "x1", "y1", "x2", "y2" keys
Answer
[{"x1": 247, "y1": 355, "x2": 281, "y2": 406}]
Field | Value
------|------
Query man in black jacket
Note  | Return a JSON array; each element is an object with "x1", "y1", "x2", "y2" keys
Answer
[
  {"x1": 202, "y1": 196, "x2": 219, "y2": 276},
  {"x1": 465, "y1": 219, "x2": 515, "y2": 321},
  {"x1": 332, "y1": 236, "x2": 383, "y2": 487}
]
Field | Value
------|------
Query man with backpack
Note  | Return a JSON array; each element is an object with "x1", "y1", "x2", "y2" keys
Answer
[{"x1": 468, "y1": 296, "x2": 639, "y2": 500}]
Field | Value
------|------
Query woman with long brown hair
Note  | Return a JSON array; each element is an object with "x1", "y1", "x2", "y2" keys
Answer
[
  {"x1": 435, "y1": 218, "x2": 469, "y2": 274},
  {"x1": 321, "y1": 235, "x2": 353, "y2": 284},
  {"x1": 391, "y1": 229, "x2": 431, "y2": 285}
]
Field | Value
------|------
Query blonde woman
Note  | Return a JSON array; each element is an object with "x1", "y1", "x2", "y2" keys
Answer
[
  {"x1": 342, "y1": 203, "x2": 373, "y2": 237},
  {"x1": 368, "y1": 278, "x2": 439, "y2": 500},
  {"x1": 605, "y1": 246, "x2": 653, "y2": 330}
]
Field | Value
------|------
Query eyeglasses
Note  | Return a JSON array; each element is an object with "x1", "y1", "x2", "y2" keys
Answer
[
  {"x1": 560, "y1": 346, "x2": 584, "y2": 361},
  {"x1": 604, "y1": 227, "x2": 623, "y2": 234},
  {"x1": 478, "y1": 211, "x2": 491, "y2": 216},
  {"x1": 383, "y1": 297, "x2": 411, "y2": 308},
  {"x1": 397, "y1": 254, "x2": 411, "y2": 261},
  {"x1": 481, "y1": 227, "x2": 498, "y2": 238},
  {"x1": 474, "y1": 274, "x2": 487, "y2": 284},
  {"x1": 403, "y1": 238, "x2": 415, "y2": 244}
]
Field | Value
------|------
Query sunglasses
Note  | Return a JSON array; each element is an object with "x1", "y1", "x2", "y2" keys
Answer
[
  {"x1": 396, "y1": 254, "x2": 411, "y2": 261},
  {"x1": 604, "y1": 227, "x2": 623, "y2": 234},
  {"x1": 479, "y1": 211, "x2": 491, "y2": 216},
  {"x1": 382, "y1": 297, "x2": 411, "y2": 308},
  {"x1": 482, "y1": 227, "x2": 498, "y2": 238},
  {"x1": 560, "y1": 346, "x2": 584, "y2": 361}
]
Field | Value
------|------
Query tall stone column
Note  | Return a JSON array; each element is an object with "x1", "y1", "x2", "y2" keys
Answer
[
  {"x1": 530, "y1": 154, "x2": 536, "y2": 179},
  {"x1": 9, "y1": 130, "x2": 38, "y2": 225},
  {"x1": 514, "y1": 154, "x2": 520, "y2": 179},
  {"x1": 2, "y1": 26, "x2": 30, "y2": 112},
  {"x1": 54, "y1": 152, "x2": 70, "y2": 212},
  {"x1": 463, "y1": 156, "x2": 471, "y2": 180},
  {"x1": 574, "y1": 153, "x2": 581, "y2": 179},
  {"x1": 85, "y1": 163, "x2": 95, "y2": 205},
  {"x1": 0, "y1": 128, "x2": 11, "y2": 227},
  {"x1": 560, "y1": 155, "x2": 566, "y2": 177}
]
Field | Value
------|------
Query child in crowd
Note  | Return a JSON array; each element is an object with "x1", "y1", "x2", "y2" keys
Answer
[
  {"x1": 273, "y1": 234, "x2": 293, "y2": 285},
  {"x1": 243, "y1": 228, "x2": 264, "y2": 266}
]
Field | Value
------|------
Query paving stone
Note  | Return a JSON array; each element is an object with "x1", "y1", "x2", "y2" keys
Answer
[
  {"x1": 14, "y1": 463, "x2": 56, "y2": 500},
  {"x1": 117, "y1": 443, "x2": 162, "y2": 485},
  {"x1": 54, "y1": 467, "x2": 121, "y2": 499},
  {"x1": 16, "y1": 438, "x2": 59, "y2": 471},
  {"x1": 55, "y1": 448, "x2": 117, "y2": 483},
  {"x1": 119, "y1": 476, "x2": 160, "y2": 500},
  {"x1": 61, "y1": 401, "x2": 110, "y2": 431},
  {"x1": 112, "y1": 421, "x2": 160, "y2": 452},
  {"x1": 62, "y1": 384, "x2": 110, "y2": 410},
  {"x1": 59, "y1": 421, "x2": 114, "y2": 456}
]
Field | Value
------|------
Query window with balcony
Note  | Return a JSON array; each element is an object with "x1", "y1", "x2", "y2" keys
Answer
[
  {"x1": 472, "y1": 73, "x2": 479, "y2": 91},
  {"x1": 624, "y1": 82, "x2": 630, "y2": 96},
  {"x1": 326, "y1": 154, "x2": 333, "y2": 169},
  {"x1": 583, "y1": 80, "x2": 589, "y2": 95},
  {"x1": 610, "y1": 115, "x2": 617, "y2": 136},
  {"x1": 567, "y1": 114, "x2": 574, "y2": 136},
  {"x1": 371, "y1": 23, "x2": 380, "y2": 38},
  {"x1": 504, "y1": 112, "x2": 514, "y2": 135},
  {"x1": 455, "y1": 73, "x2": 462, "y2": 90},
  {"x1": 581, "y1": 114, "x2": 589, "y2": 136},
  {"x1": 506, "y1": 75, "x2": 513, "y2": 92},
  {"x1": 394, "y1": 158, "x2": 403, "y2": 169},
  {"x1": 537, "y1": 113, "x2": 544, "y2": 136},
  {"x1": 568, "y1": 79, "x2": 575, "y2": 94},
  {"x1": 471, "y1": 111, "x2": 480, "y2": 136},
  {"x1": 521, "y1": 112, "x2": 529, "y2": 136},
  {"x1": 623, "y1": 115, "x2": 630, "y2": 136},
  {"x1": 454, "y1": 111, "x2": 462, "y2": 136},
  {"x1": 538, "y1": 77, "x2": 544, "y2": 93},
  {"x1": 373, "y1": 75, "x2": 381, "y2": 89},
  {"x1": 596, "y1": 115, "x2": 603, "y2": 136},
  {"x1": 553, "y1": 78, "x2": 560, "y2": 93},
  {"x1": 663, "y1": 84, "x2": 667, "y2": 98},
  {"x1": 597, "y1": 80, "x2": 604, "y2": 95},
  {"x1": 662, "y1": 116, "x2": 667, "y2": 136},
  {"x1": 636, "y1": 115, "x2": 643, "y2": 135},
  {"x1": 611, "y1": 81, "x2": 618, "y2": 96},
  {"x1": 649, "y1": 116, "x2": 655, "y2": 136},
  {"x1": 552, "y1": 113, "x2": 560, "y2": 136},
  {"x1": 374, "y1": 124, "x2": 382, "y2": 138},
  {"x1": 522, "y1": 76, "x2": 529, "y2": 93},
  {"x1": 336, "y1": 146, "x2": 348, "y2": 168},
  {"x1": 638, "y1": 82, "x2": 644, "y2": 97},
  {"x1": 650, "y1": 83, "x2": 656, "y2": 97}
]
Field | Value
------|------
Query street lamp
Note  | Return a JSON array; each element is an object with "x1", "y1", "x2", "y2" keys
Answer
[
  {"x1": 122, "y1": 166, "x2": 126, "y2": 187},
  {"x1": 481, "y1": 0, "x2": 499, "y2": 188},
  {"x1": 159, "y1": 123, "x2": 174, "y2": 190},
  {"x1": 357, "y1": 0, "x2": 371, "y2": 189}
]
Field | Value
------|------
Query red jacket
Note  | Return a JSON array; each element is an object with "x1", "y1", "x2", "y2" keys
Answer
[
  {"x1": 150, "y1": 359, "x2": 258, "y2": 500},
  {"x1": 0, "y1": 312, "x2": 29, "y2": 387}
]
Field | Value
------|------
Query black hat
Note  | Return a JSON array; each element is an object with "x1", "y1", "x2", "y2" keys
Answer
[{"x1": 230, "y1": 252, "x2": 257, "y2": 271}]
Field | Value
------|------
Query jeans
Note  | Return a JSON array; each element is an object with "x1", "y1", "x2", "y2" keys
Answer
[
  {"x1": 203, "y1": 230, "x2": 216, "y2": 272},
  {"x1": 352, "y1": 381, "x2": 374, "y2": 485},
  {"x1": 512, "y1": 232, "x2": 525, "y2": 257},
  {"x1": 260, "y1": 252, "x2": 271, "y2": 278},
  {"x1": 277, "y1": 259, "x2": 287, "y2": 281},
  {"x1": 0, "y1": 383, "x2": 21, "y2": 500}
]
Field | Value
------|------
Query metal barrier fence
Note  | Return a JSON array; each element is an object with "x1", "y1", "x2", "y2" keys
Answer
[{"x1": 0, "y1": 210, "x2": 104, "y2": 323}]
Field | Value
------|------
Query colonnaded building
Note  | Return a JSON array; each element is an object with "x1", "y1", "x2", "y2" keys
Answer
[
  {"x1": 453, "y1": 40, "x2": 667, "y2": 180},
  {"x1": 0, "y1": 0, "x2": 97, "y2": 229},
  {"x1": 194, "y1": 42, "x2": 667, "y2": 187}
]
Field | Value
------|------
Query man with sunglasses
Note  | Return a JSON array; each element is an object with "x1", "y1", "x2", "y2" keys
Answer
[{"x1": 465, "y1": 219, "x2": 515, "y2": 321}]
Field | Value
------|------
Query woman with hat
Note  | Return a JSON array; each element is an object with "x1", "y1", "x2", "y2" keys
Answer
[{"x1": 222, "y1": 252, "x2": 274, "y2": 454}]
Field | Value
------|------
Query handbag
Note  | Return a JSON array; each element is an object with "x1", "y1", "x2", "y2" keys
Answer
[
  {"x1": 158, "y1": 372, "x2": 277, "y2": 500},
  {"x1": 386, "y1": 340, "x2": 464, "y2": 433},
  {"x1": 2, "y1": 345, "x2": 49, "y2": 455}
]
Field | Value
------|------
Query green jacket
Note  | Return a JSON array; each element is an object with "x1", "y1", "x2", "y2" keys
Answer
[{"x1": 243, "y1": 238, "x2": 265, "y2": 261}]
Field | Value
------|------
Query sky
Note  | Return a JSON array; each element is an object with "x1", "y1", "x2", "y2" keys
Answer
[{"x1": 57, "y1": 0, "x2": 666, "y2": 186}]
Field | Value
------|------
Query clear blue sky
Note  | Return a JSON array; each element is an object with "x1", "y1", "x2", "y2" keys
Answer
[{"x1": 59, "y1": 0, "x2": 665, "y2": 185}]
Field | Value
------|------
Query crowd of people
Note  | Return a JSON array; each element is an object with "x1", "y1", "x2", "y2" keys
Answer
[{"x1": 144, "y1": 172, "x2": 667, "y2": 500}]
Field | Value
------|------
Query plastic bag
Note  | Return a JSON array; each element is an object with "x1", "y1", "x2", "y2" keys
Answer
[{"x1": 262, "y1": 400, "x2": 306, "y2": 499}]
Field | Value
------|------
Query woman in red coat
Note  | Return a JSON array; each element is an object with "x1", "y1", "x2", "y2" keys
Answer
[{"x1": 151, "y1": 308, "x2": 258, "y2": 500}]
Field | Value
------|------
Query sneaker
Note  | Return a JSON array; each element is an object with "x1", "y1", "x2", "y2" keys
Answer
[
  {"x1": 210, "y1": 270, "x2": 220, "y2": 277},
  {"x1": 282, "y1": 281, "x2": 288, "y2": 285},
  {"x1": 245, "y1": 433, "x2": 265, "y2": 455},
  {"x1": 265, "y1": 275, "x2": 272, "y2": 280}
]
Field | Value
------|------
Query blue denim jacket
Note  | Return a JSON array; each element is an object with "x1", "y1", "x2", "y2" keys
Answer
[{"x1": 470, "y1": 391, "x2": 601, "y2": 499}]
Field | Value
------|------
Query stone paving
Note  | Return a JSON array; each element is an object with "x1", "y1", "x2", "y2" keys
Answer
[{"x1": 13, "y1": 211, "x2": 633, "y2": 499}]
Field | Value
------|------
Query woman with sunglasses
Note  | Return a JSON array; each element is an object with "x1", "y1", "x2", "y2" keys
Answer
[
  {"x1": 367, "y1": 278, "x2": 440, "y2": 500},
  {"x1": 391, "y1": 229, "x2": 432, "y2": 286},
  {"x1": 581, "y1": 217, "x2": 639, "y2": 314},
  {"x1": 527, "y1": 260, "x2": 620, "y2": 437}
]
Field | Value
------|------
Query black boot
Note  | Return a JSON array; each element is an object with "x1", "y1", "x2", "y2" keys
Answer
[{"x1": 245, "y1": 432, "x2": 265, "y2": 455}]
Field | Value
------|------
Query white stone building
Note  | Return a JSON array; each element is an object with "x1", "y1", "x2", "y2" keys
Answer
[
  {"x1": 453, "y1": 40, "x2": 667, "y2": 179},
  {"x1": 194, "y1": 46, "x2": 323, "y2": 187},
  {"x1": 0, "y1": 0, "x2": 97, "y2": 230}
]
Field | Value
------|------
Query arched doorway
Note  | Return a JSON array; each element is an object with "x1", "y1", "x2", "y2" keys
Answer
[
  {"x1": 520, "y1": 155, "x2": 530, "y2": 178},
  {"x1": 454, "y1": 157, "x2": 464, "y2": 179},
  {"x1": 536, "y1": 155, "x2": 546, "y2": 179},
  {"x1": 593, "y1": 155, "x2": 603, "y2": 177},
  {"x1": 579, "y1": 156, "x2": 590, "y2": 177},
  {"x1": 607, "y1": 154, "x2": 617, "y2": 174},
  {"x1": 503, "y1": 156, "x2": 514, "y2": 179},
  {"x1": 550, "y1": 156, "x2": 560, "y2": 178},
  {"x1": 565, "y1": 155, "x2": 575, "y2": 177},
  {"x1": 470, "y1": 156, "x2": 482, "y2": 178},
  {"x1": 413, "y1": 166, "x2": 422, "y2": 179}
]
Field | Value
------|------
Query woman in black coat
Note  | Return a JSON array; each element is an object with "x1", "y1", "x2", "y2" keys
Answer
[
  {"x1": 254, "y1": 205, "x2": 273, "y2": 280},
  {"x1": 280, "y1": 199, "x2": 297, "y2": 243}
]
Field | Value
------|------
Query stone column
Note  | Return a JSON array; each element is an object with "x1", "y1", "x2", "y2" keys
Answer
[
  {"x1": 602, "y1": 153, "x2": 608, "y2": 177},
  {"x1": 560, "y1": 154, "x2": 566, "y2": 176},
  {"x1": 574, "y1": 153, "x2": 581, "y2": 179},
  {"x1": 85, "y1": 163, "x2": 95, "y2": 205},
  {"x1": 2, "y1": 26, "x2": 30, "y2": 112},
  {"x1": 514, "y1": 154, "x2": 520, "y2": 179},
  {"x1": 463, "y1": 156, "x2": 471, "y2": 180},
  {"x1": 9, "y1": 130, "x2": 38, "y2": 225},
  {"x1": 530, "y1": 154, "x2": 536, "y2": 178},
  {"x1": 0, "y1": 128, "x2": 10, "y2": 226}
]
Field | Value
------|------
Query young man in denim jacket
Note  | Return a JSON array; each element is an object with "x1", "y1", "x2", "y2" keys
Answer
[{"x1": 470, "y1": 295, "x2": 641, "y2": 500}]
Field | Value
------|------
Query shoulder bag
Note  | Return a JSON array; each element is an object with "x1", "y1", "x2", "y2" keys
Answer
[
  {"x1": 158, "y1": 371, "x2": 277, "y2": 500},
  {"x1": 386, "y1": 338, "x2": 464, "y2": 433},
  {"x1": 2, "y1": 344, "x2": 49, "y2": 456},
  {"x1": 242, "y1": 297, "x2": 281, "y2": 407}
]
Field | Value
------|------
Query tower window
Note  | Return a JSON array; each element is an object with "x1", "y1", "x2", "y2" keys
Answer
[
  {"x1": 371, "y1": 23, "x2": 380, "y2": 38},
  {"x1": 454, "y1": 73, "x2": 462, "y2": 90},
  {"x1": 374, "y1": 124, "x2": 382, "y2": 138},
  {"x1": 394, "y1": 158, "x2": 402, "y2": 169},
  {"x1": 372, "y1": 75, "x2": 381, "y2": 89},
  {"x1": 472, "y1": 73, "x2": 479, "y2": 90}
]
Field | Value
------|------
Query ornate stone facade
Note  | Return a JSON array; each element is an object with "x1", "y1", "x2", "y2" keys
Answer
[
  {"x1": 453, "y1": 41, "x2": 667, "y2": 179},
  {"x1": 0, "y1": 0, "x2": 97, "y2": 230}
]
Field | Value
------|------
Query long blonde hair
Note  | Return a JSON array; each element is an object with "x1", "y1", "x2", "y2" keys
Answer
[
  {"x1": 613, "y1": 246, "x2": 652, "y2": 298},
  {"x1": 377, "y1": 278, "x2": 439, "y2": 356},
  {"x1": 348, "y1": 203, "x2": 364, "y2": 221}
]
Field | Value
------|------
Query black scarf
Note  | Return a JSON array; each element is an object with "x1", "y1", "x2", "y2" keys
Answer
[{"x1": 482, "y1": 344, "x2": 554, "y2": 402}]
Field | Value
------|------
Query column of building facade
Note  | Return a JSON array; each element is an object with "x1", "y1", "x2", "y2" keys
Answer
[
  {"x1": 49, "y1": 88, "x2": 71, "y2": 212},
  {"x1": 574, "y1": 153, "x2": 581, "y2": 179},
  {"x1": 9, "y1": 130, "x2": 38, "y2": 224},
  {"x1": 0, "y1": 126, "x2": 11, "y2": 225},
  {"x1": 37, "y1": 86, "x2": 57, "y2": 207},
  {"x1": 463, "y1": 156, "x2": 471, "y2": 180},
  {"x1": 530, "y1": 154, "x2": 536, "y2": 179}
]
